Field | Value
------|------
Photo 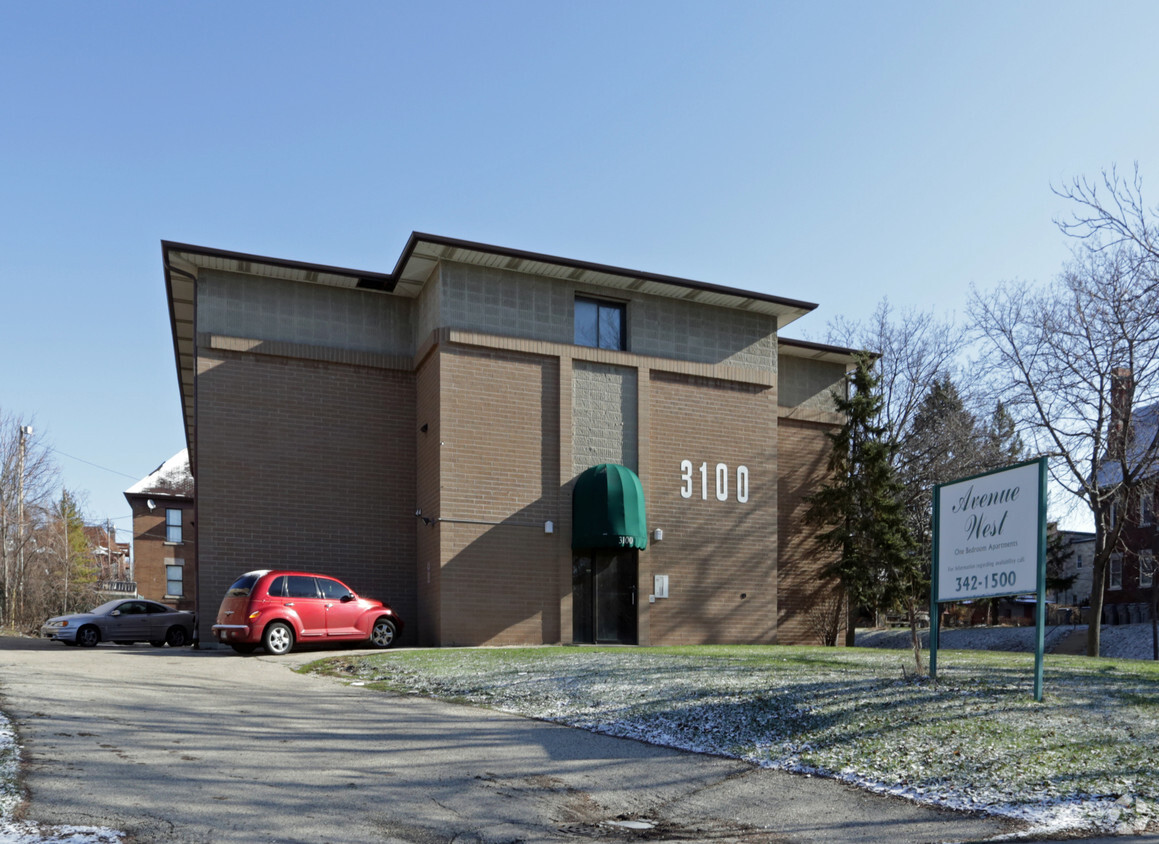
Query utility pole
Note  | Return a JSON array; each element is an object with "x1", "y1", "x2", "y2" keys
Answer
[
  {"x1": 62, "y1": 494, "x2": 70, "y2": 615},
  {"x1": 16, "y1": 426, "x2": 32, "y2": 625},
  {"x1": 1, "y1": 460, "x2": 7, "y2": 628}
]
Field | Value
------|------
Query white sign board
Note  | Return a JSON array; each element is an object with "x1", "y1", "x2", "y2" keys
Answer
[{"x1": 935, "y1": 460, "x2": 1044, "y2": 602}]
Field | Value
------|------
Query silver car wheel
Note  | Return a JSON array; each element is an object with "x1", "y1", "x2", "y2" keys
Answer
[
  {"x1": 263, "y1": 622, "x2": 293, "y2": 655},
  {"x1": 77, "y1": 625, "x2": 100, "y2": 648},
  {"x1": 369, "y1": 618, "x2": 396, "y2": 649}
]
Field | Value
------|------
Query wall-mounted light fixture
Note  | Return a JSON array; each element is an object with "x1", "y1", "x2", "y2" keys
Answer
[
  {"x1": 545, "y1": 520, "x2": 554, "y2": 534},
  {"x1": 653, "y1": 528, "x2": 663, "y2": 542}
]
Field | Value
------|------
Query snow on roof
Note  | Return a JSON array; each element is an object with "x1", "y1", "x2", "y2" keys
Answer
[
  {"x1": 124, "y1": 448, "x2": 194, "y2": 498},
  {"x1": 1096, "y1": 402, "x2": 1159, "y2": 487}
]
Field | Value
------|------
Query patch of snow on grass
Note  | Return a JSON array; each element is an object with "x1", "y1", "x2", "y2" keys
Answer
[
  {"x1": 855, "y1": 624, "x2": 1075, "y2": 652},
  {"x1": 1099, "y1": 623, "x2": 1159, "y2": 660},
  {"x1": 324, "y1": 635, "x2": 1159, "y2": 838},
  {"x1": 857, "y1": 621, "x2": 1159, "y2": 660}
]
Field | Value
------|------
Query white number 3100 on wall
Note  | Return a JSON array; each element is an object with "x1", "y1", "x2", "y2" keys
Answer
[{"x1": 680, "y1": 460, "x2": 749, "y2": 503}]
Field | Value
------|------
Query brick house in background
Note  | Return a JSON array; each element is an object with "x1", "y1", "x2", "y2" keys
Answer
[
  {"x1": 124, "y1": 450, "x2": 196, "y2": 611},
  {"x1": 81, "y1": 525, "x2": 131, "y2": 583},
  {"x1": 1096, "y1": 368, "x2": 1159, "y2": 624},
  {"x1": 162, "y1": 234, "x2": 858, "y2": 646}
]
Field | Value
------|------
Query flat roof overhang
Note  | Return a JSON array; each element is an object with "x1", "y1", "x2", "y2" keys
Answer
[
  {"x1": 777, "y1": 336, "x2": 867, "y2": 367},
  {"x1": 389, "y1": 233, "x2": 818, "y2": 325},
  {"x1": 163, "y1": 234, "x2": 824, "y2": 462}
]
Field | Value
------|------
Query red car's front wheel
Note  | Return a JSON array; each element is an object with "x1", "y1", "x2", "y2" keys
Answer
[{"x1": 369, "y1": 618, "x2": 397, "y2": 649}]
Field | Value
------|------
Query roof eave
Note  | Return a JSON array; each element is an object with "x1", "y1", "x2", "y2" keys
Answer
[{"x1": 395, "y1": 232, "x2": 819, "y2": 328}]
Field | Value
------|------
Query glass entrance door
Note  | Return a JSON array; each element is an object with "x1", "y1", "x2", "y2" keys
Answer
[{"x1": 572, "y1": 550, "x2": 637, "y2": 644}]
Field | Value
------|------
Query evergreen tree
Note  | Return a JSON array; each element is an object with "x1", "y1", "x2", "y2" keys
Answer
[
  {"x1": 57, "y1": 490, "x2": 97, "y2": 614},
  {"x1": 983, "y1": 401, "x2": 1024, "y2": 467},
  {"x1": 1045, "y1": 525, "x2": 1078, "y2": 597},
  {"x1": 899, "y1": 378, "x2": 985, "y2": 553},
  {"x1": 895, "y1": 383, "x2": 1029, "y2": 628},
  {"x1": 806, "y1": 353, "x2": 917, "y2": 648}
]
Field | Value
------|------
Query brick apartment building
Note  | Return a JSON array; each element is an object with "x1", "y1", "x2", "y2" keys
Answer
[
  {"x1": 162, "y1": 233, "x2": 857, "y2": 646},
  {"x1": 1096, "y1": 368, "x2": 1159, "y2": 623},
  {"x1": 124, "y1": 450, "x2": 196, "y2": 610}
]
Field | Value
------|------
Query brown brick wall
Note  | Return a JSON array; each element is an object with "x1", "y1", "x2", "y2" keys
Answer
[
  {"x1": 776, "y1": 416, "x2": 843, "y2": 645},
  {"x1": 415, "y1": 350, "x2": 442, "y2": 645},
  {"x1": 195, "y1": 348, "x2": 417, "y2": 642},
  {"x1": 434, "y1": 345, "x2": 561, "y2": 645},
  {"x1": 645, "y1": 371, "x2": 777, "y2": 644},
  {"x1": 129, "y1": 497, "x2": 195, "y2": 611}
]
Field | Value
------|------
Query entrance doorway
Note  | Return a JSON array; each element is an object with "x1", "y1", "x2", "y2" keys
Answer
[{"x1": 572, "y1": 551, "x2": 637, "y2": 644}]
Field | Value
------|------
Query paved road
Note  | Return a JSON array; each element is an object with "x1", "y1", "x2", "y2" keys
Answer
[{"x1": 0, "y1": 637, "x2": 1065, "y2": 843}]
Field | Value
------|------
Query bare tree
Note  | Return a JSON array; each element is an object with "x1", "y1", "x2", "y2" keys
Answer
[
  {"x1": 828, "y1": 299, "x2": 968, "y2": 449},
  {"x1": 804, "y1": 585, "x2": 847, "y2": 647},
  {"x1": 1055, "y1": 163, "x2": 1159, "y2": 269},
  {"x1": 0, "y1": 412, "x2": 59, "y2": 629},
  {"x1": 20, "y1": 490, "x2": 101, "y2": 629},
  {"x1": 970, "y1": 233, "x2": 1159, "y2": 656}
]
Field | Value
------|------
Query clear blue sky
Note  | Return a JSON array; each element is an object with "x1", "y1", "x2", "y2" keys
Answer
[{"x1": 3, "y1": 1, "x2": 1157, "y2": 537}]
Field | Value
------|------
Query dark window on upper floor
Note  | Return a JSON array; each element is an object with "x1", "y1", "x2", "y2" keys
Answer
[
  {"x1": 575, "y1": 297, "x2": 625, "y2": 351},
  {"x1": 166, "y1": 508, "x2": 182, "y2": 543}
]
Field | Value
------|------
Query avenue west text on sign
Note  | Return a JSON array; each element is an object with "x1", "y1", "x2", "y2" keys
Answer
[{"x1": 935, "y1": 460, "x2": 1043, "y2": 602}]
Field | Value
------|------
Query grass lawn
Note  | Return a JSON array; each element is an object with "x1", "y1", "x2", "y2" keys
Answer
[{"x1": 309, "y1": 645, "x2": 1159, "y2": 837}]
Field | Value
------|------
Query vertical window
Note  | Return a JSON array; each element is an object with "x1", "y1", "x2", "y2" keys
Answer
[
  {"x1": 166, "y1": 508, "x2": 182, "y2": 543},
  {"x1": 574, "y1": 297, "x2": 625, "y2": 350},
  {"x1": 1141, "y1": 551, "x2": 1155, "y2": 589},
  {"x1": 1109, "y1": 554, "x2": 1123, "y2": 590},
  {"x1": 166, "y1": 564, "x2": 184, "y2": 597},
  {"x1": 1141, "y1": 491, "x2": 1154, "y2": 526},
  {"x1": 1076, "y1": 554, "x2": 1083, "y2": 569},
  {"x1": 1109, "y1": 501, "x2": 1118, "y2": 530}
]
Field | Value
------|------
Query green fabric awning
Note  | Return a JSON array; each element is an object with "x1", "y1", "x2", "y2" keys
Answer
[{"x1": 572, "y1": 463, "x2": 648, "y2": 551}]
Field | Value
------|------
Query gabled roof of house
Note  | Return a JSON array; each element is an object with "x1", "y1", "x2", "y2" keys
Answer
[
  {"x1": 1096, "y1": 402, "x2": 1159, "y2": 487},
  {"x1": 124, "y1": 449, "x2": 194, "y2": 500}
]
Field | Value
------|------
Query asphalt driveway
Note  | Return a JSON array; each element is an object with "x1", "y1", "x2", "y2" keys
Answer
[{"x1": 0, "y1": 638, "x2": 1020, "y2": 843}]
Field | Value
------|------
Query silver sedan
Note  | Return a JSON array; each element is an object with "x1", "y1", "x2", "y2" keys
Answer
[{"x1": 41, "y1": 599, "x2": 194, "y2": 648}]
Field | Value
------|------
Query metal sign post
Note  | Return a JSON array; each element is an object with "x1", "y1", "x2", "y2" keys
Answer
[{"x1": 931, "y1": 457, "x2": 1049, "y2": 702}]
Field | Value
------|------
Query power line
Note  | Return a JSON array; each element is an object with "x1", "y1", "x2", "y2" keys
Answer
[{"x1": 49, "y1": 448, "x2": 139, "y2": 480}]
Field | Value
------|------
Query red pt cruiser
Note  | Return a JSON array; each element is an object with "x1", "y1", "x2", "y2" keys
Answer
[{"x1": 212, "y1": 570, "x2": 403, "y2": 655}]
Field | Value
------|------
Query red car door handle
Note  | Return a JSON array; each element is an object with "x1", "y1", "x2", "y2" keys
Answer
[{"x1": 284, "y1": 602, "x2": 295, "y2": 607}]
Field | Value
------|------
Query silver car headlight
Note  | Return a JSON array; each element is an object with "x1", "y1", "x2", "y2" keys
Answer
[{"x1": 46, "y1": 620, "x2": 69, "y2": 628}]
